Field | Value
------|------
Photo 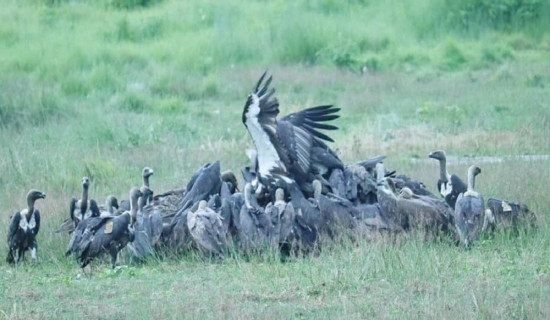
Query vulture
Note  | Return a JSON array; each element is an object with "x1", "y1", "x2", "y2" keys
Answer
[
  {"x1": 187, "y1": 200, "x2": 227, "y2": 258},
  {"x1": 128, "y1": 186, "x2": 162, "y2": 260},
  {"x1": 99, "y1": 195, "x2": 119, "y2": 217},
  {"x1": 265, "y1": 188, "x2": 296, "y2": 247},
  {"x1": 69, "y1": 177, "x2": 100, "y2": 228},
  {"x1": 396, "y1": 187, "x2": 452, "y2": 239},
  {"x1": 142, "y1": 167, "x2": 154, "y2": 204},
  {"x1": 484, "y1": 198, "x2": 537, "y2": 234},
  {"x1": 310, "y1": 179, "x2": 359, "y2": 240},
  {"x1": 78, "y1": 188, "x2": 142, "y2": 268},
  {"x1": 429, "y1": 150, "x2": 467, "y2": 209},
  {"x1": 239, "y1": 183, "x2": 275, "y2": 253},
  {"x1": 120, "y1": 167, "x2": 155, "y2": 211},
  {"x1": 454, "y1": 166, "x2": 484, "y2": 247},
  {"x1": 221, "y1": 170, "x2": 239, "y2": 193},
  {"x1": 6, "y1": 189, "x2": 46, "y2": 264},
  {"x1": 329, "y1": 163, "x2": 378, "y2": 205},
  {"x1": 392, "y1": 174, "x2": 438, "y2": 199},
  {"x1": 284, "y1": 181, "x2": 319, "y2": 252},
  {"x1": 375, "y1": 163, "x2": 408, "y2": 232},
  {"x1": 177, "y1": 161, "x2": 222, "y2": 213},
  {"x1": 241, "y1": 71, "x2": 343, "y2": 191}
]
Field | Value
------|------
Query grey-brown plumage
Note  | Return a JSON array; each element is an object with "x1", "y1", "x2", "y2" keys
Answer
[
  {"x1": 454, "y1": 166, "x2": 484, "y2": 247},
  {"x1": 6, "y1": 189, "x2": 46, "y2": 264},
  {"x1": 284, "y1": 181, "x2": 319, "y2": 252},
  {"x1": 239, "y1": 183, "x2": 276, "y2": 253},
  {"x1": 187, "y1": 200, "x2": 227, "y2": 258},
  {"x1": 396, "y1": 187, "x2": 451, "y2": 239},
  {"x1": 78, "y1": 188, "x2": 141, "y2": 268},
  {"x1": 128, "y1": 186, "x2": 162, "y2": 260},
  {"x1": 375, "y1": 163, "x2": 407, "y2": 232},
  {"x1": 329, "y1": 163, "x2": 378, "y2": 205},
  {"x1": 484, "y1": 198, "x2": 537, "y2": 234},
  {"x1": 311, "y1": 180, "x2": 359, "y2": 240},
  {"x1": 69, "y1": 177, "x2": 100, "y2": 228},
  {"x1": 265, "y1": 188, "x2": 296, "y2": 251}
]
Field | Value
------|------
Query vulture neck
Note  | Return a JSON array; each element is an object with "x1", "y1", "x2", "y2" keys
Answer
[
  {"x1": 244, "y1": 184, "x2": 253, "y2": 209},
  {"x1": 138, "y1": 195, "x2": 147, "y2": 211},
  {"x1": 467, "y1": 167, "x2": 477, "y2": 191},
  {"x1": 438, "y1": 157, "x2": 449, "y2": 183},
  {"x1": 312, "y1": 182, "x2": 322, "y2": 201},
  {"x1": 142, "y1": 175, "x2": 150, "y2": 188},
  {"x1": 26, "y1": 195, "x2": 35, "y2": 218},
  {"x1": 130, "y1": 195, "x2": 139, "y2": 221},
  {"x1": 375, "y1": 164, "x2": 385, "y2": 184},
  {"x1": 81, "y1": 185, "x2": 89, "y2": 211}
]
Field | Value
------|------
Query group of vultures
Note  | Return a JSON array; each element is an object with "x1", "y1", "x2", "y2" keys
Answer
[{"x1": 6, "y1": 72, "x2": 538, "y2": 269}]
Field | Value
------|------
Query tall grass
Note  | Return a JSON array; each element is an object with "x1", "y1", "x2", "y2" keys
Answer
[{"x1": 0, "y1": 0, "x2": 549, "y2": 318}]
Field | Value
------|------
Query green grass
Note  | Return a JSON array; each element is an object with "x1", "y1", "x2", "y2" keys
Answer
[{"x1": 1, "y1": 0, "x2": 549, "y2": 318}]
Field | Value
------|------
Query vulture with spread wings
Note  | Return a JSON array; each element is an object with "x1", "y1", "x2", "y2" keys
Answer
[{"x1": 242, "y1": 71, "x2": 343, "y2": 190}]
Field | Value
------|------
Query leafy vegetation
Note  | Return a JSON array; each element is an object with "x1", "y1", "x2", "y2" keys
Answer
[{"x1": 0, "y1": 0, "x2": 549, "y2": 318}]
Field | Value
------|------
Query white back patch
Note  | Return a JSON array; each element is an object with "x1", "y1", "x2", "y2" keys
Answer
[
  {"x1": 440, "y1": 181, "x2": 453, "y2": 197},
  {"x1": 18, "y1": 211, "x2": 36, "y2": 231},
  {"x1": 501, "y1": 201, "x2": 512, "y2": 212}
]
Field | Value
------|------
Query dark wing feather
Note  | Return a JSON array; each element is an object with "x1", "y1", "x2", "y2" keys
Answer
[
  {"x1": 450, "y1": 174, "x2": 467, "y2": 194},
  {"x1": 33, "y1": 209, "x2": 40, "y2": 235},
  {"x1": 243, "y1": 72, "x2": 280, "y2": 129},
  {"x1": 280, "y1": 105, "x2": 340, "y2": 142},
  {"x1": 7, "y1": 212, "x2": 21, "y2": 243},
  {"x1": 69, "y1": 198, "x2": 77, "y2": 221},
  {"x1": 276, "y1": 121, "x2": 312, "y2": 177},
  {"x1": 89, "y1": 199, "x2": 100, "y2": 218},
  {"x1": 355, "y1": 155, "x2": 387, "y2": 169}
]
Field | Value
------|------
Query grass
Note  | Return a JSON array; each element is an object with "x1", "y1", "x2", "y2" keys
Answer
[{"x1": 0, "y1": 0, "x2": 549, "y2": 318}]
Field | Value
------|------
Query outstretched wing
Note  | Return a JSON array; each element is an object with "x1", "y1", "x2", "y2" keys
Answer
[
  {"x1": 242, "y1": 71, "x2": 279, "y2": 130},
  {"x1": 242, "y1": 72, "x2": 287, "y2": 178},
  {"x1": 280, "y1": 105, "x2": 340, "y2": 142}
]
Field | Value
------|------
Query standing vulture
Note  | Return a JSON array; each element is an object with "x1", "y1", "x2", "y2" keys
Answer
[
  {"x1": 429, "y1": 150, "x2": 467, "y2": 209},
  {"x1": 241, "y1": 71, "x2": 343, "y2": 190},
  {"x1": 6, "y1": 189, "x2": 46, "y2": 264},
  {"x1": 78, "y1": 188, "x2": 142, "y2": 268},
  {"x1": 454, "y1": 166, "x2": 484, "y2": 247},
  {"x1": 69, "y1": 177, "x2": 100, "y2": 228},
  {"x1": 128, "y1": 186, "x2": 162, "y2": 260},
  {"x1": 142, "y1": 167, "x2": 154, "y2": 204},
  {"x1": 119, "y1": 167, "x2": 155, "y2": 211}
]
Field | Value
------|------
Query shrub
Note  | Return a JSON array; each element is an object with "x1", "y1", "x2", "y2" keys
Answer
[{"x1": 110, "y1": 0, "x2": 163, "y2": 10}]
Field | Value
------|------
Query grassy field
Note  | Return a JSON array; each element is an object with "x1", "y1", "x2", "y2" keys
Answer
[{"x1": 1, "y1": 0, "x2": 550, "y2": 319}]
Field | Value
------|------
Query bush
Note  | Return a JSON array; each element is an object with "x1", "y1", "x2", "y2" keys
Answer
[{"x1": 442, "y1": 0, "x2": 547, "y2": 33}]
